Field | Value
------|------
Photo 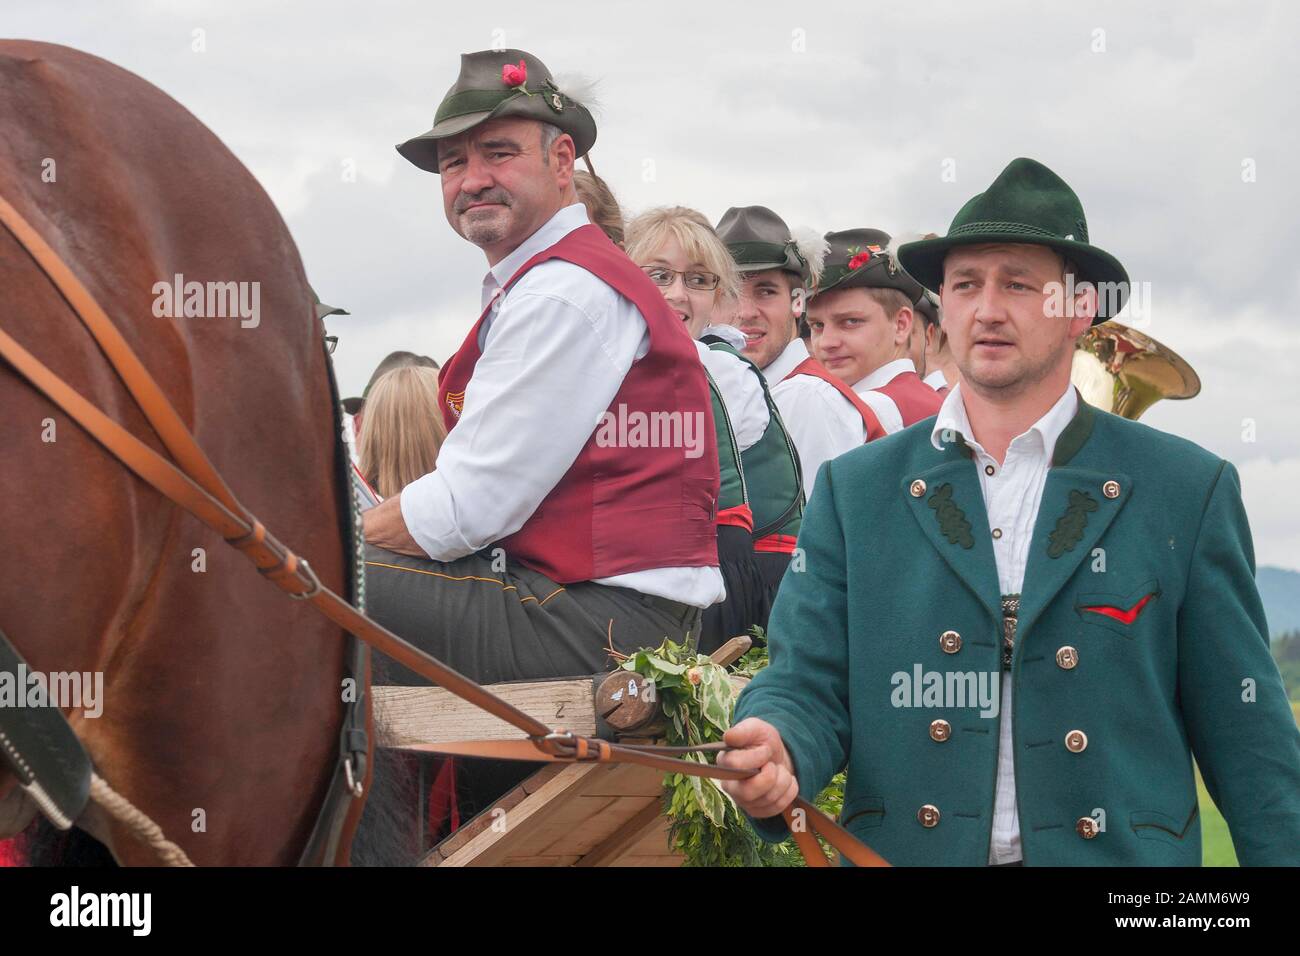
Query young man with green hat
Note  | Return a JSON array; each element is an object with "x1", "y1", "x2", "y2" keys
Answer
[
  {"x1": 718, "y1": 208, "x2": 891, "y2": 497},
  {"x1": 780, "y1": 228, "x2": 944, "y2": 497},
  {"x1": 362, "y1": 49, "x2": 722, "y2": 685},
  {"x1": 806, "y1": 228, "x2": 941, "y2": 436},
  {"x1": 719, "y1": 157, "x2": 1300, "y2": 865}
]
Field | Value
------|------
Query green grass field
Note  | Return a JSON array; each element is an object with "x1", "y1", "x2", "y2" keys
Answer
[{"x1": 1197, "y1": 699, "x2": 1300, "y2": 866}]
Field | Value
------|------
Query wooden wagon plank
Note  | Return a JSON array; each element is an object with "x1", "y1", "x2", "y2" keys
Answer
[
  {"x1": 574, "y1": 798, "x2": 666, "y2": 867},
  {"x1": 506, "y1": 794, "x2": 620, "y2": 857},
  {"x1": 430, "y1": 762, "x2": 599, "y2": 867},
  {"x1": 536, "y1": 795, "x2": 653, "y2": 858},
  {"x1": 624, "y1": 818, "x2": 676, "y2": 857},
  {"x1": 577, "y1": 761, "x2": 669, "y2": 798},
  {"x1": 500, "y1": 855, "x2": 584, "y2": 866},
  {"x1": 375, "y1": 679, "x2": 596, "y2": 747},
  {"x1": 432, "y1": 777, "x2": 536, "y2": 858}
]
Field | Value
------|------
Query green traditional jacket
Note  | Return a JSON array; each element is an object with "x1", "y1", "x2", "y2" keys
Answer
[{"x1": 736, "y1": 399, "x2": 1300, "y2": 865}]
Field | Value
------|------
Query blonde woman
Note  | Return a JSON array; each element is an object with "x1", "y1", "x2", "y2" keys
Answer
[
  {"x1": 574, "y1": 170, "x2": 624, "y2": 247},
  {"x1": 357, "y1": 365, "x2": 447, "y2": 500},
  {"x1": 625, "y1": 207, "x2": 804, "y2": 652}
]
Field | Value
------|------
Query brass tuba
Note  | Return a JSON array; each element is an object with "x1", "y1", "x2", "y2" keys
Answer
[{"x1": 1072, "y1": 321, "x2": 1200, "y2": 420}]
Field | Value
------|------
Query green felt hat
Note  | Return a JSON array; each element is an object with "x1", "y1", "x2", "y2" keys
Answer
[
  {"x1": 897, "y1": 158, "x2": 1130, "y2": 322},
  {"x1": 716, "y1": 206, "x2": 814, "y2": 287},
  {"x1": 397, "y1": 49, "x2": 597, "y2": 173},
  {"x1": 814, "y1": 227, "x2": 925, "y2": 302},
  {"x1": 914, "y1": 289, "x2": 940, "y2": 329}
]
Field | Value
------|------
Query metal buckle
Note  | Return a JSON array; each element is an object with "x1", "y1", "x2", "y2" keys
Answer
[
  {"x1": 530, "y1": 730, "x2": 586, "y2": 759},
  {"x1": 289, "y1": 558, "x2": 323, "y2": 600}
]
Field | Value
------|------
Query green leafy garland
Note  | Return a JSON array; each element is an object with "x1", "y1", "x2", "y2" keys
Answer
[{"x1": 617, "y1": 626, "x2": 846, "y2": 867}]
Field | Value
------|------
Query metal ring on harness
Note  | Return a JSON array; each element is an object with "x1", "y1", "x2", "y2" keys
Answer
[{"x1": 343, "y1": 755, "x2": 364, "y2": 797}]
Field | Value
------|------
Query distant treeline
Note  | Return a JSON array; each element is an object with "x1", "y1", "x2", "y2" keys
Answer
[{"x1": 1274, "y1": 630, "x2": 1300, "y2": 701}]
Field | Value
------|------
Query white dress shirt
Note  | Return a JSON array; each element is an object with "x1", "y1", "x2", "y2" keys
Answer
[
  {"x1": 855, "y1": 357, "x2": 916, "y2": 392},
  {"x1": 400, "y1": 202, "x2": 725, "y2": 608},
  {"x1": 759, "y1": 336, "x2": 810, "y2": 384},
  {"x1": 695, "y1": 340, "x2": 769, "y2": 452},
  {"x1": 851, "y1": 358, "x2": 918, "y2": 435},
  {"x1": 770, "y1": 371, "x2": 898, "y2": 497},
  {"x1": 929, "y1": 382, "x2": 1079, "y2": 865},
  {"x1": 923, "y1": 369, "x2": 950, "y2": 392}
]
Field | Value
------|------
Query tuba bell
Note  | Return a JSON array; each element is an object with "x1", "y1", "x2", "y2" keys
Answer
[{"x1": 1072, "y1": 321, "x2": 1200, "y2": 420}]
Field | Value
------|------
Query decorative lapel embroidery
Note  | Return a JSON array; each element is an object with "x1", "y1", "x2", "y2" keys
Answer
[
  {"x1": 1047, "y1": 489, "x2": 1099, "y2": 558},
  {"x1": 445, "y1": 389, "x2": 465, "y2": 418},
  {"x1": 928, "y1": 483, "x2": 974, "y2": 549}
]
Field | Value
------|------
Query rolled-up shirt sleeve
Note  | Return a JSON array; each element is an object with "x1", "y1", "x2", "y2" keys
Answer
[{"x1": 400, "y1": 261, "x2": 647, "y2": 560}]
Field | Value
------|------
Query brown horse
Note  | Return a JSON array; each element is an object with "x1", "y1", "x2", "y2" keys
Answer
[{"x1": 0, "y1": 40, "x2": 365, "y2": 865}]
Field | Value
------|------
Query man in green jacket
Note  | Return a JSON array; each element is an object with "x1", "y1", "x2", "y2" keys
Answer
[{"x1": 720, "y1": 157, "x2": 1300, "y2": 865}]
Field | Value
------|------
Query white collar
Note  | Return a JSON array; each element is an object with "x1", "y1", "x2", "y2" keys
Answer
[
  {"x1": 700, "y1": 324, "x2": 749, "y2": 351},
  {"x1": 761, "y1": 337, "x2": 810, "y2": 383},
  {"x1": 923, "y1": 369, "x2": 949, "y2": 390},
  {"x1": 855, "y1": 358, "x2": 916, "y2": 392},
  {"x1": 930, "y1": 382, "x2": 1079, "y2": 458},
  {"x1": 482, "y1": 203, "x2": 590, "y2": 307}
]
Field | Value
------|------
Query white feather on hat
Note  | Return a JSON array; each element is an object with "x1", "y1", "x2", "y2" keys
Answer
[
  {"x1": 885, "y1": 230, "x2": 927, "y2": 277},
  {"x1": 551, "y1": 72, "x2": 602, "y2": 116},
  {"x1": 790, "y1": 227, "x2": 829, "y2": 287}
]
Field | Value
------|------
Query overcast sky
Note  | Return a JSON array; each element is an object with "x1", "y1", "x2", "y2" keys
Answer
[{"x1": 10, "y1": 0, "x2": 1300, "y2": 570}]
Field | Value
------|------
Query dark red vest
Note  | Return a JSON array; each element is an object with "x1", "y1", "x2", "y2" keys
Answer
[
  {"x1": 875, "y1": 369, "x2": 945, "y2": 428},
  {"x1": 783, "y1": 357, "x2": 888, "y2": 442},
  {"x1": 437, "y1": 224, "x2": 719, "y2": 584}
]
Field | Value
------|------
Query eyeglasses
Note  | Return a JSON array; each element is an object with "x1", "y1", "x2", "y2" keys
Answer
[
  {"x1": 641, "y1": 266, "x2": 720, "y2": 292},
  {"x1": 325, "y1": 335, "x2": 338, "y2": 355}
]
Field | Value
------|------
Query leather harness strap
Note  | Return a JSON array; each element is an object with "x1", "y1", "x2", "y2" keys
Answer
[{"x1": 0, "y1": 192, "x2": 887, "y2": 868}]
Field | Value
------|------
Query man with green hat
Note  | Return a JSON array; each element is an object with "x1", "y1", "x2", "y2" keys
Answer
[
  {"x1": 362, "y1": 49, "x2": 723, "y2": 685},
  {"x1": 719, "y1": 157, "x2": 1300, "y2": 865},
  {"x1": 775, "y1": 228, "x2": 944, "y2": 493},
  {"x1": 719, "y1": 208, "x2": 891, "y2": 497},
  {"x1": 808, "y1": 228, "x2": 942, "y2": 432}
]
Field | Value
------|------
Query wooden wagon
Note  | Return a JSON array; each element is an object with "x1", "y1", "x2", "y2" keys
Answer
[{"x1": 373, "y1": 638, "x2": 751, "y2": 867}]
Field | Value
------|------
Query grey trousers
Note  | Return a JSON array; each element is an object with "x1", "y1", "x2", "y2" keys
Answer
[{"x1": 363, "y1": 545, "x2": 704, "y2": 685}]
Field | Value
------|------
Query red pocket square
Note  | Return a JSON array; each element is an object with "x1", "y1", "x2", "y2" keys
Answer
[{"x1": 1081, "y1": 591, "x2": 1156, "y2": 625}]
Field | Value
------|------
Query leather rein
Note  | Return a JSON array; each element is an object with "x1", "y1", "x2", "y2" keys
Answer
[{"x1": 0, "y1": 193, "x2": 886, "y2": 868}]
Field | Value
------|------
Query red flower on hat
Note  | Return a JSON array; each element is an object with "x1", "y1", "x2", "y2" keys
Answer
[
  {"x1": 501, "y1": 60, "x2": 528, "y2": 88},
  {"x1": 848, "y1": 251, "x2": 871, "y2": 270}
]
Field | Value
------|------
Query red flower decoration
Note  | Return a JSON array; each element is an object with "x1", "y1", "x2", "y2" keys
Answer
[
  {"x1": 501, "y1": 60, "x2": 528, "y2": 88},
  {"x1": 848, "y1": 251, "x2": 871, "y2": 270}
]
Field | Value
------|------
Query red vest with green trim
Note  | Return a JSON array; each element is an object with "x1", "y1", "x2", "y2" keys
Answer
[{"x1": 437, "y1": 224, "x2": 719, "y2": 583}]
